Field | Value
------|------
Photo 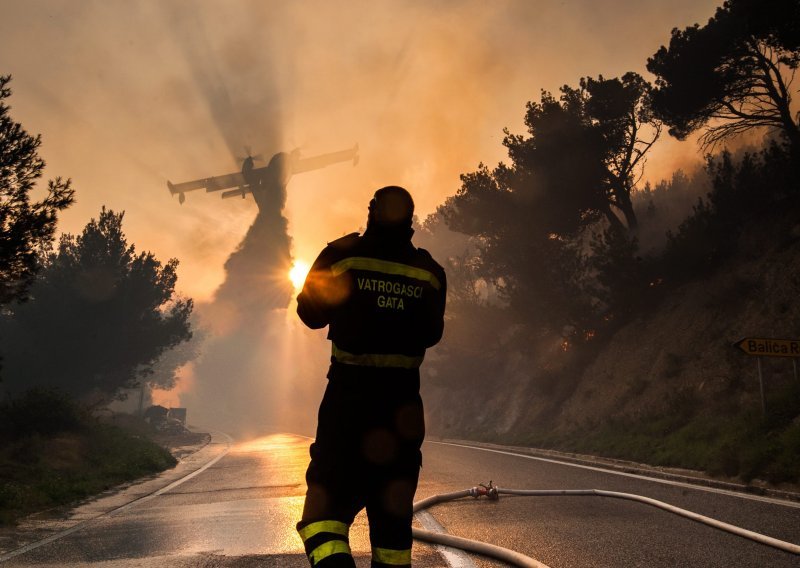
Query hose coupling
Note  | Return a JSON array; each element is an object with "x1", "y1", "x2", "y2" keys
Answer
[{"x1": 471, "y1": 481, "x2": 499, "y2": 500}]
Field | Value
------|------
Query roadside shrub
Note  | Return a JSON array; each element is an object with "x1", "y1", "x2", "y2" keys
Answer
[
  {"x1": 708, "y1": 442, "x2": 740, "y2": 478},
  {"x1": 0, "y1": 388, "x2": 85, "y2": 437},
  {"x1": 0, "y1": 391, "x2": 177, "y2": 526}
]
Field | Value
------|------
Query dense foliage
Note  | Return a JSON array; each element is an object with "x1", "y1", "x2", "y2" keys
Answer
[
  {"x1": 647, "y1": 0, "x2": 800, "y2": 153},
  {"x1": 662, "y1": 140, "x2": 796, "y2": 278},
  {"x1": 0, "y1": 208, "x2": 193, "y2": 404},
  {"x1": 0, "y1": 389, "x2": 177, "y2": 526},
  {"x1": 421, "y1": 0, "x2": 800, "y2": 483},
  {"x1": 438, "y1": 73, "x2": 659, "y2": 341},
  {"x1": 0, "y1": 75, "x2": 73, "y2": 306}
]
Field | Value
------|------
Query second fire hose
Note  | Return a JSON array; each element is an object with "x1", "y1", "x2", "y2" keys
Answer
[{"x1": 412, "y1": 482, "x2": 800, "y2": 567}]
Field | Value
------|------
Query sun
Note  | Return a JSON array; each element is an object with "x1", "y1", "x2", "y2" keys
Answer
[{"x1": 288, "y1": 260, "x2": 311, "y2": 290}]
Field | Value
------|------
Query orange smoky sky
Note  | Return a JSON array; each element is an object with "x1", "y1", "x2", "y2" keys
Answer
[{"x1": 1, "y1": 0, "x2": 721, "y2": 303}]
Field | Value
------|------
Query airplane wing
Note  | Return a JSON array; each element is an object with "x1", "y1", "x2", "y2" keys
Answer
[
  {"x1": 167, "y1": 171, "x2": 247, "y2": 203},
  {"x1": 168, "y1": 144, "x2": 358, "y2": 204},
  {"x1": 292, "y1": 144, "x2": 359, "y2": 174}
]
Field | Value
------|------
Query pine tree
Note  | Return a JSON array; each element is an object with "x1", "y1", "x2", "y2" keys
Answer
[{"x1": 0, "y1": 75, "x2": 74, "y2": 306}]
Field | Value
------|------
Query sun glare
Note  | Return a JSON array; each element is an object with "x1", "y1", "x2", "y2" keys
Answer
[{"x1": 289, "y1": 260, "x2": 311, "y2": 290}]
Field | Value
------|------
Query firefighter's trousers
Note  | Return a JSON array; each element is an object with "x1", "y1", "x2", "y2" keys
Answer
[{"x1": 297, "y1": 367, "x2": 424, "y2": 568}]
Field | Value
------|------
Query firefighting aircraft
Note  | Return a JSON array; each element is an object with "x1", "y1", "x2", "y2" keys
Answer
[{"x1": 167, "y1": 144, "x2": 359, "y2": 210}]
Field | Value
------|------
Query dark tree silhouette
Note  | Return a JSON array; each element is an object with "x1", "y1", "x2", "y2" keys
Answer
[
  {"x1": 647, "y1": 0, "x2": 800, "y2": 153},
  {"x1": 440, "y1": 165, "x2": 594, "y2": 335},
  {"x1": 583, "y1": 73, "x2": 662, "y2": 232},
  {"x1": 503, "y1": 89, "x2": 608, "y2": 235},
  {"x1": 0, "y1": 75, "x2": 74, "y2": 305},
  {"x1": 439, "y1": 73, "x2": 659, "y2": 332},
  {"x1": 0, "y1": 208, "x2": 193, "y2": 404},
  {"x1": 498, "y1": 74, "x2": 659, "y2": 235}
]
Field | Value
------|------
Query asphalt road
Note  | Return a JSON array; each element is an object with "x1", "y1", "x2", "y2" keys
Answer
[
  {"x1": 1, "y1": 433, "x2": 799, "y2": 567},
  {"x1": 415, "y1": 442, "x2": 800, "y2": 568}
]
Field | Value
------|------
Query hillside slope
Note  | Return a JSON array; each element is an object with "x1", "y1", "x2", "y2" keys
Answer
[{"x1": 423, "y1": 212, "x2": 800, "y2": 484}]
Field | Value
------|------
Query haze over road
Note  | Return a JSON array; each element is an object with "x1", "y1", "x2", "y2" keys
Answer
[{"x1": 2, "y1": 433, "x2": 798, "y2": 567}]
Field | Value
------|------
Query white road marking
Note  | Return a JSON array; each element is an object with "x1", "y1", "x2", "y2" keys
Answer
[
  {"x1": 434, "y1": 441, "x2": 800, "y2": 509},
  {"x1": 0, "y1": 432, "x2": 233, "y2": 563},
  {"x1": 415, "y1": 511, "x2": 477, "y2": 568}
]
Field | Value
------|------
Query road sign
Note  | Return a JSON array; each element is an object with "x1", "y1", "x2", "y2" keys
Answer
[{"x1": 734, "y1": 337, "x2": 800, "y2": 358}]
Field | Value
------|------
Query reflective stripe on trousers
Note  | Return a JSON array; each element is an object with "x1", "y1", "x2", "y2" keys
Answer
[
  {"x1": 372, "y1": 546, "x2": 412, "y2": 566},
  {"x1": 296, "y1": 521, "x2": 412, "y2": 567},
  {"x1": 297, "y1": 520, "x2": 352, "y2": 566}
]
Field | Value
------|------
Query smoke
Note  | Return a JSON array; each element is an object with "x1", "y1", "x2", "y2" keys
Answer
[
  {"x1": 160, "y1": 2, "x2": 284, "y2": 161},
  {"x1": 633, "y1": 166, "x2": 713, "y2": 255},
  {"x1": 0, "y1": 0, "x2": 729, "y2": 436},
  {"x1": 183, "y1": 206, "x2": 299, "y2": 435},
  {"x1": 151, "y1": 363, "x2": 196, "y2": 408},
  {"x1": 0, "y1": 0, "x2": 725, "y2": 291},
  {"x1": 151, "y1": 4, "x2": 328, "y2": 435}
]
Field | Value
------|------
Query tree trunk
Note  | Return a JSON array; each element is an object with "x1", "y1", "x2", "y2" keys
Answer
[
  {"x1": 607, "y1": 179, "x2": 638, "y2": 234},
  {"x1": 600, "y1": 203, "x2": 626, "y2": 232},
  {"x1": 617, "y1": 192, "x2": 638, "y2": 233}
]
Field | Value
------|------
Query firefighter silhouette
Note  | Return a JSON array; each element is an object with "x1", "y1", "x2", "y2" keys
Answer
[{"x1": 296, "y1": 186, "x2": 447, "y2": 568}]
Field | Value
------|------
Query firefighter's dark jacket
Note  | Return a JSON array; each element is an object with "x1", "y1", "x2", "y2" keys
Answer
[{"x1": 297, "y1": 227, "x2": 446, "y2": 374}]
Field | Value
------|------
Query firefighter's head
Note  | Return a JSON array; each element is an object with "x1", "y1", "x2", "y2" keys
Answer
[{"x1": 367, "y1": 186, "x2": 414, "y2": 235}]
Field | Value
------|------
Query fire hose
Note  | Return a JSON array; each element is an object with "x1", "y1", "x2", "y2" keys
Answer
[{"x1": 411, "y1": 482, "x2": 800, "y2": 567}]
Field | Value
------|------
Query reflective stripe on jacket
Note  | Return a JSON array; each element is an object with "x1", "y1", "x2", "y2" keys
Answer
[{"x1": 297, "y1": 230, "x2": 446, "y2": 370}]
